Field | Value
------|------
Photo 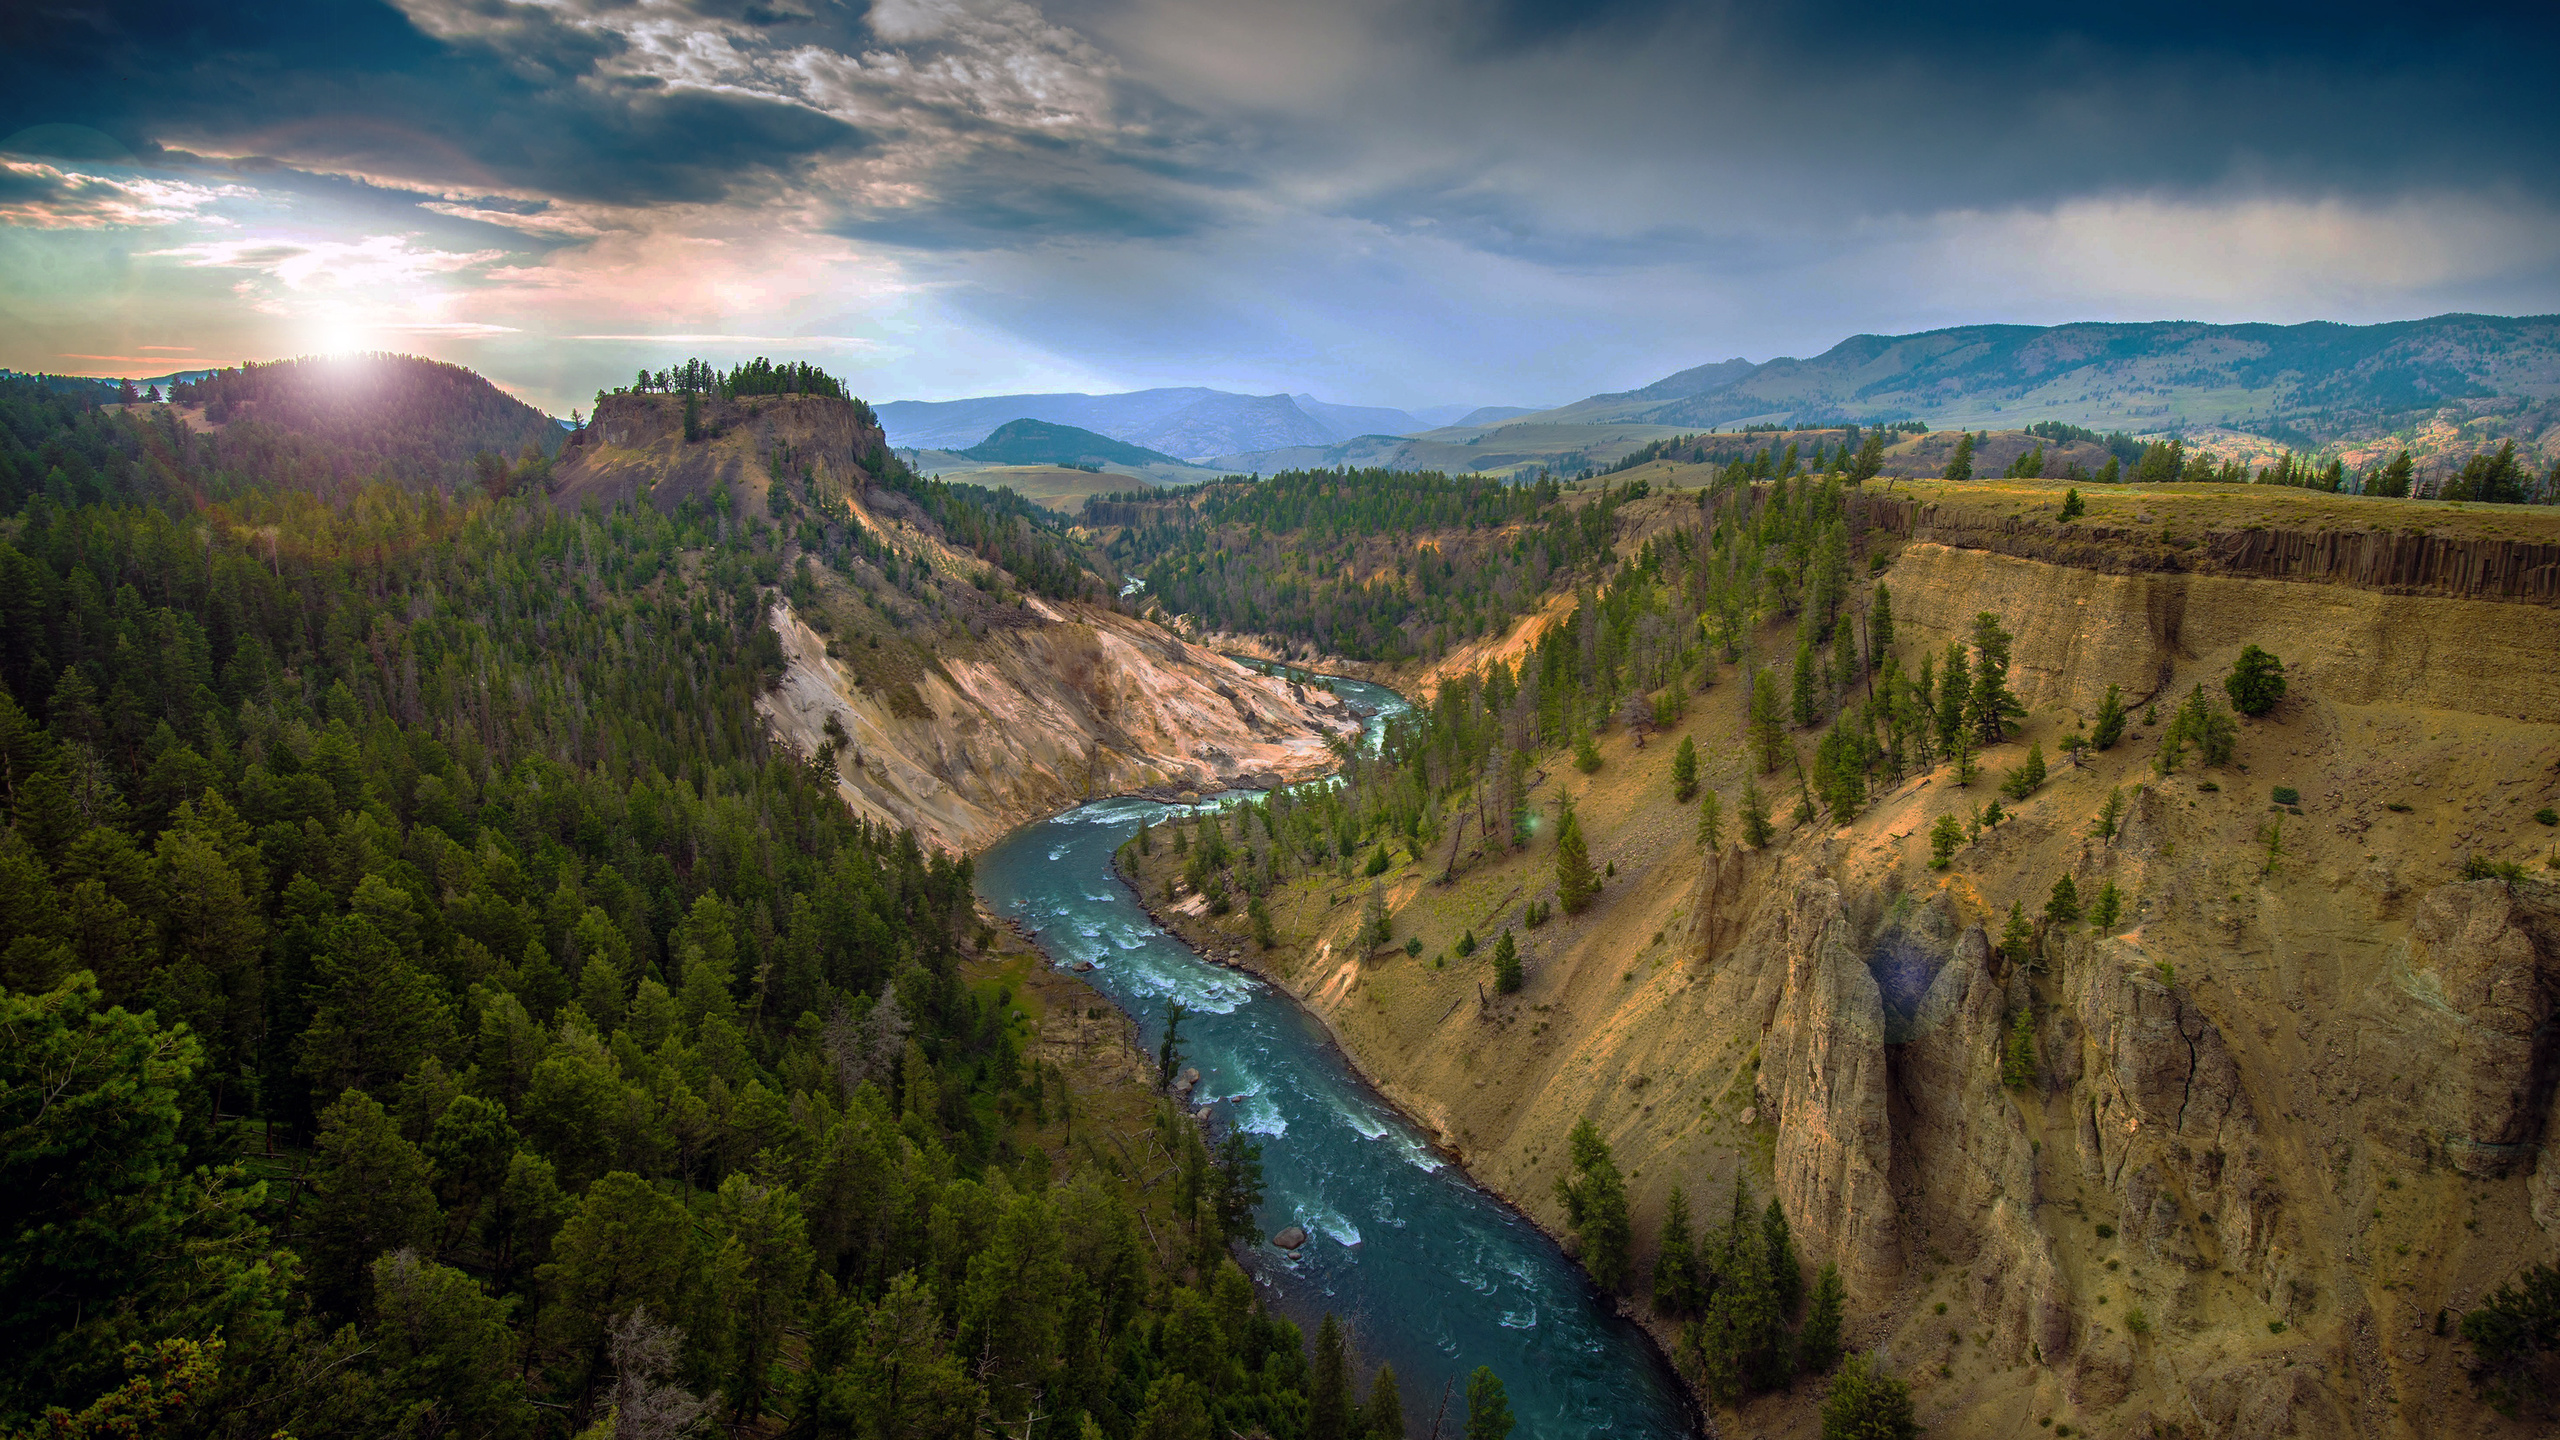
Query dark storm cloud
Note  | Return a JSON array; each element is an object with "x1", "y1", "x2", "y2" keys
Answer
[
  {"x1": 1439, "y1": 0, "x2": 2560, "y2": 208},
  {"x1": 0, "y1": 0, "x2": 865, "y2": 205}
]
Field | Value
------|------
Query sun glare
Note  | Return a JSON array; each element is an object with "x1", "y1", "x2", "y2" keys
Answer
[{"x1": 309, "y1": 318, "x2": 368, "y2": 357}]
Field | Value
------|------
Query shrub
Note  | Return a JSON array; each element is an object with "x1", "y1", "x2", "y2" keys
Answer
[
  {"x1": 1819, "y1": 1354, "x2": 1919, "y2": 1440},
  {"x1": 1455, "y1": 929, "x2": 1478, "y2": 958},
  {"x1": 1404, "y1": 936, "x2": 1423, "y2": 957},
  {"x1": 2464, "y1": 855, "x2": 2527, "y2": 884},
  {"x1": 2124, "y1": 1307, "x2": 2150, "y2": 1336},
  {"x1": 1573, "y1": 730, "x2": 1602, "y2": 773},
  {"x1": 2458, "y1": 1264, "x2": 2560, "y2": 1417},
  {"x1": 2272, "y1": 785, "x2": 2300, "y2": 806},
  {"x1": 2095, "y1": 1223, "x2": 2116, "y2": 1239},
  {"x1": 2538, "y1": 807, "x2": 2558, "y2": 827}
]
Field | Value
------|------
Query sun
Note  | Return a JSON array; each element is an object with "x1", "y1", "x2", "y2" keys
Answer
[{"x1": 308, "y1": 317, "x2": 369, "y2": 357}]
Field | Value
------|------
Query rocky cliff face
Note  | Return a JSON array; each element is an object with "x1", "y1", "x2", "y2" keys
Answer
[
  {"x1": 761, "y1": 592, "x2": 1360, "y2": 854},
  {"x1": 556, "y1": 389, "x2": 1362, "y2": 853},
  {"x1": 1859, "y1": 494, "x2": 2560, "y2": 604}
]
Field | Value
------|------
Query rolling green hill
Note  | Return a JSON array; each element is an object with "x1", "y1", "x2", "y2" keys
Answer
[{"x1": 959, "y1": 417, "x2": 1190, "y2": 469}]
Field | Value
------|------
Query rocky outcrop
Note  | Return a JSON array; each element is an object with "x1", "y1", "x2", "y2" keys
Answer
[
  {"x1": 1881, "y1": 541, "x2": 2560, "y2": 721},
  {"x1": 1681, "y1": 842, "x2": 1749, "y2": 962},
  {"x1": 2378, "y1": 878, "x2": 2560, "y2": 1180},
  {"x1": 1756, "y1": 877, "x2": 1903, "y2": 1298},
  {"x1": 1858, "y1": 495, "x2": 2560, "y2": 604},
  {"x1": 2068, "y1": 943, "x2": 2291, "y2": 1278}
]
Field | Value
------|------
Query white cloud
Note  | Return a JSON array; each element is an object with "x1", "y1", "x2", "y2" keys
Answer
[{"x1": 0, "y1": 161, "x2": 251, "y2": 229}]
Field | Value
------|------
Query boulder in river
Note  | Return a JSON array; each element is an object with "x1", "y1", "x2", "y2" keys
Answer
[{"x1": 1273, "y1": 1225, "x2": 1309, "y2": 1250}]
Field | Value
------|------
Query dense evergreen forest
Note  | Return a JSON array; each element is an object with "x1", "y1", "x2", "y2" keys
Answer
[
  {"x1": 0, "y1": 373, "x2": 1439, "y2": 1440},
  {"x1": 1091, "y1": 469, "x2": 1630, "y2": 663},
  {"x1": 161, "y1": 356, "x2": 565, "y2": 487}
]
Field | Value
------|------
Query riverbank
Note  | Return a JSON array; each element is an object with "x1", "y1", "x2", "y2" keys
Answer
[
  {"x1": 973, "y1": 681, "x2": 1695, "y2": 1438},
  {"x1": 1107, "y1": 822, "x2": 1717, "y2": 1435}
]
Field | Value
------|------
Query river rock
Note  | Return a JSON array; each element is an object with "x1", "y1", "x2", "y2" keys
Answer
[{"x1": 1273, "y1": 1225, "x2": 1308, "y2": 1250}]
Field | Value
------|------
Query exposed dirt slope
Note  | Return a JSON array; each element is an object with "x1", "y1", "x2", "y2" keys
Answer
[
  {"x1": 1132, "y1": 522, "x2": 2560, "y2": 1438},
  {"x1": 555, "y1": 389, "x2": 1362, "y2": 853},
  {"x1": 762, "y1": 591, "x2": 1360, "y2": 854}
]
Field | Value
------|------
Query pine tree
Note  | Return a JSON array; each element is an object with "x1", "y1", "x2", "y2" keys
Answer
[
  {"x1": 1573, "y1": 728, "x2": 1602, "y2": 773},
  {"x1": 1311, "y1": 1313, "x2": 1353, "y2": 1440},
  {"x1": 2044, "y1": 873, "x2": 2081, "y2": 926},
  {"x1": 1850, "y1": 430, "x2": 1885, "y2": 481},
  {"x1": 1949, "y1": 719, "x2": 1979, "y2": 786},
  {"x1": 1464, "y1": 1367, "x2": 1515, "y2": 1440},
  {"x1": 1555, "y1": 799, "x2": 1598, "y2": 916},
  {"x1": 2000, "y1": 740, "x2": 2047, "y2": 800},
  {"x1": 1943, "y1": 432, "x2": 1975, "y2": 482},
  {"x1": 1935, "y1": 641, "x2": 1969, "y2": 755},
  {"x1": 1697, "y1": 789, "x2": 1723, "y2": 851},
  {"x1": 2224, "y1": 644, "x2": 2287, "y2": 717},
  {"x1": 1965, "y1": 612, "x2": 2023, "y2": 743},
  {"x1": 1653, "y1": 1185, "x2": 1700, "y2": 1318},
  {"x1": 1791, "y1": 631, "x2": 1821, "y2": 728},
  {"x1": 1797, "y1": 1263, "x2": 1845, "y2": 1376},
  {"x1": 1555, "y1": 1119, "x2": 1631, "y2": 1292},
  {"x1": 1999, "y1": 902, "x2": 2035, "y2": 971},
  {"x1": 1828, "y1": 609, "x2": 1859, "y2": 703},
  {"x1": 1249, "y1": 895, "x2": 1277, "y2": 949},
  {"x1": 1866, "y1": 581, "x2": 1894, "y2": 673},
  {"x1": 2002, "y1": 1005, "x2": 2037, "y2": 1090},
  {"x1": 1363, "y1": 884, "x2": 1392, "y2": 948},
  {"x1": 1491, "y1": 929, "x2": 1521, "y2": 994},
  {"x1": 1762, "y1": 1197, "x2": 1801, "y2": 1317},
  {"x1": 1363, "y1": 1365, "x2": 1406, "y2": 1440},
  {"x1": 1928, "y1": 812, "x2": 1962, "y2": 868},
  {"x1": 1671, "y1": 736, "x2": 1698, "y2": 801},
  {"x1": 1749, "y1": 668, "x2": 1788, "y2": 773},
  {"x1": 2091, "y1": 684, "x2": 2126, "y2": 749},
  {"x1": 1157, "y1": 998, "x2": 1187, "y2": 1091},
  {"x1": 2090, "y1": 880, "x2": 2123, "y2": 932},
  {"x1": 1739, "y1": 780, "x2": 1774, "y2": 849},
  {"x1": 2059, "y1": 487, "x2": 2085, "y2": 520}
]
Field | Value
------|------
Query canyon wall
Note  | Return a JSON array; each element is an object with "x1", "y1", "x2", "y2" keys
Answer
[{"x1": 1168, "y1": 502, "x2": 2560, "y2": 1436}]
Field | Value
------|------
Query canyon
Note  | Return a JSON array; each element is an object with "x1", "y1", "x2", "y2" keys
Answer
[{"x1": 1128, "y1": 485, "x2": 2560, "y2": 1437}]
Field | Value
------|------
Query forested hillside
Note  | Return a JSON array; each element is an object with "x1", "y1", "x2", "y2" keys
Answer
[
  {"x1": 168, "y1": 354, "x2": 565, "y2": 488},
  {"x1": 0, "y1": 371, "x2": 1398, "y2": 1440},
  {"x1": 1091, "y1": 469, "x2": 1631, "y2": 663},
  {"x1": 1108, "y1": 442, "x2": 2560, "y2": 1438}
]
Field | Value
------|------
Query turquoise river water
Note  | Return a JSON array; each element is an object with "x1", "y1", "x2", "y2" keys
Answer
[{"x1": 972, "y1": 675, "x2": 1691, "y2": 1439}]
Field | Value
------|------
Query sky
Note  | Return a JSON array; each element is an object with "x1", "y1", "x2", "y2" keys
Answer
[{"x1": 4, "y1": 0, "x2": 2557, "y2": 416}]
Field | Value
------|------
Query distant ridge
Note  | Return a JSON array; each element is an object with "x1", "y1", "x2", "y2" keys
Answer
[
  {"x1": 879, "y1": 386, "x2": 1441, "y2": 460},
  {"x1": 1527, "y1": 313, "x2": 2560, "y2": 446}
]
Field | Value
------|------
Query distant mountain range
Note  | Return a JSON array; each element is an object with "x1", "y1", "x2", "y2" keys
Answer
[
  {"x1": 875, "y1": 387, "x2": 1507, "y2": 462},
  {"x1": 1522, "y1": 313, "x2": 2560, "y2": 443}
]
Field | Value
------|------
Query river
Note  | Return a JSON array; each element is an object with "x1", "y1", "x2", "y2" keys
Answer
[{"x1": 973, "y1": 674, "x2": 1692, "y2": 1439}]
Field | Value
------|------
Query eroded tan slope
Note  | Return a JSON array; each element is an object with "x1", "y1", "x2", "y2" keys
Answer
[
  {"x1": 762, "y1": 594, "x2": 1360, "y2": 853},
  {"x1": 1136, "y1": 532, "x2": 2560, "y2": 1438},
  {"x1": 555, "y1": 389, "x2": 1362, "y2": 853}
]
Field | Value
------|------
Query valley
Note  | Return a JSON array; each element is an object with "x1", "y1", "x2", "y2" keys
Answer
[
  {"x1": 7, "y1": 352, "x2": 2559, "y2": 1440},
  {"x1": 1109, "y1": 476, "x2": 2560, "y2": 1437}
]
